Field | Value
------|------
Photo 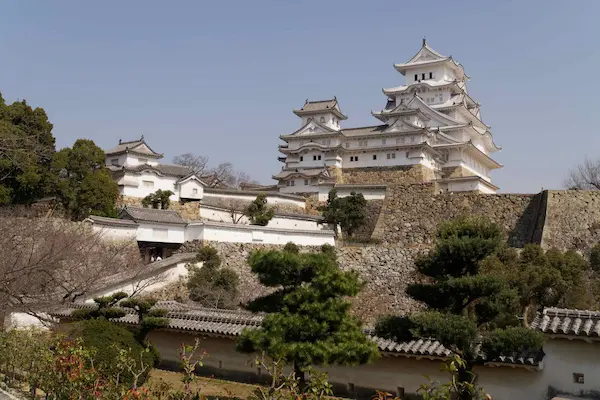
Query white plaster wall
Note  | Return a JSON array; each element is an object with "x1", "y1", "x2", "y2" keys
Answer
[
  {"x1": 88, "y1": 261, "x2": 193, "y2": 302},
  {"x1": 202, "y1": 192, "x2": 305, "y2": 209},
  {"x1": 279, "y1": 179, "x2": 320, "y2": 193},
  {"x1": 120, "y1": 171, "x2": 180, "y2": 201},
  {"x1": 90, "y1": 224, "x2": 138, "y2": 241},
  {"x1": 137, "y1": 222, "x2": 185, "y2": 244},
  {"x1": 199, "y1": 206, "x2": 321, "y2": 231},
  {"x1": 341, "y1": 149, "x2": 422, "y2": 169},
  {"x1": 196, "y1": 222, "x2": 335, "y2": 246},
  {"x1": 541, "y1": 339, "x2": 600, "y2": 397},
  {"x1": 317, "y1": 187, "x2": 386, "y2": 202},
  {"x1": 179, "y1": 179, "x2": 204, "y2": 200}
]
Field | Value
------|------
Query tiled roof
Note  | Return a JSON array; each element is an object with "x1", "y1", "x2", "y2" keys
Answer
[
  {"x1": 51, "y1": 302, "x2": 541, "y2": 367},
  {"x1": 531, "y1": 307, "x2": 600, "y2": 339},
  {"x1": 120, "y1": 206, "x2": 187, "y2": 225},
  {"x1": 272, "y1": 168, "x2": 330, "y2": 180},
  {"x1": 86, "y1": 215, "x2": 138, "y2": 227},
  {"x1": 293, "y1": 99, "x2": 348, "y2": 120},
  {"x1": 122, "y1": 163, "x2": 192, "y2": 178},
  {"x1": 341, "y1": 125, "x2": 387, "y2": 137},
  {"x1": 105, "y1": 138, "x2": 162, "y2": 157}
]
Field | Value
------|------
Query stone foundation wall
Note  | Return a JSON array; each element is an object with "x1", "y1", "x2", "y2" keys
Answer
[
  {"x1": 441, "y1": 166, "x2": 477, "y2": 179},
  {"x1": 371, "y1": 184, "x2": 542, "y2": 248},
  {"x1": 541, "y1": 190, "x2": 600, "y2": 251},
  {"x1": 175, "y1": 241, "x2": 424, "y2": 323},
  {"x1": 340, "y1": 165, "x2": 434, "y2": 185}
]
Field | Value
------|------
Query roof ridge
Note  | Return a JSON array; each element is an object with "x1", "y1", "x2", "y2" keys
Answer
[{"x1": 342, "y1": 124, "x2": 387, "y2": 131}]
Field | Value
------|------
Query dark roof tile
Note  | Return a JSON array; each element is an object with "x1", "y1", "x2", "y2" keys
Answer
[{"x1": 120, "y1": 206, "x2": 187, "y2": 225}]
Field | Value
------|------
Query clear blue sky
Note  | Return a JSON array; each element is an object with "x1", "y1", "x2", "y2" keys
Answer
[{"x1": 1, "y1": 0, "x2": 599, "y2": 193}]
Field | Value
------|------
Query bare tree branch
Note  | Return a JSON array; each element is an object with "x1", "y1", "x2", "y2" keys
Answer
[{"x1": 565, "y1": 157, "x2": 600, "y2": 190}]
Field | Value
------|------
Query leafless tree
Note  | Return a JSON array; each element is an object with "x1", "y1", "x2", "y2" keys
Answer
[
  {"x1": 0, "y1": 211, "x2": 159, "y2": 326},
  {"x1": 172, "y1": 153, "x2": 210, "y2": 177},
  {"x1": 172, "y1": 153, "x2": 256, "y2": 189},
  {"x1": 187, "y1": 281, "x2": 237, "y2": 310},
  {"x1": 222, "y1": 198, "x2": 248, "y2": 224},
  {"x1": 565, "y1": 157, "x2": 600, "y2": 190}
]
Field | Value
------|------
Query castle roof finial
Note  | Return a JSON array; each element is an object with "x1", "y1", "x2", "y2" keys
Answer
[
  {"x1": 422, "y1": 37, "x2": 427, "y2": 47},
  {"x1": 140, "y1": 134, "x2": 144, "y2": 140},
  {"x1": 119, "y1": 139, "x2": 122, "y2": 144}
]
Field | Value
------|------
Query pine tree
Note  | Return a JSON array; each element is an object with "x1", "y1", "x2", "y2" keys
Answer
[
  {"x1": 376, "y1": 217, "x2": 543, "y2": 400},
  {"x1": 237, "y1": 245, "x2": 379, "y2": 388},
  {"x1": 244, "y1": 194, "x2": 274, "y2": 226},
  {"x1": 319, "y1": 189, "x2": 367, "y2": 237}
]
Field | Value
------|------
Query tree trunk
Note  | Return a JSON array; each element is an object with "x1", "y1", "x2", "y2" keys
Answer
[
  {"x1": 456, "y1": 361, "x2": 476, "y2": 400},
  {"x1": 293, "y1": 363, "x2": 306, "y2": 392}
]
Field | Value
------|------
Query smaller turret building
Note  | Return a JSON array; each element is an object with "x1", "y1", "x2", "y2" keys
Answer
[{"x1": 274, "y1": 40, "x2": 502, "y2": 194}]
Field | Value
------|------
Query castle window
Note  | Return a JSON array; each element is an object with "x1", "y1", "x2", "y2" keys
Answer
[
  {"x1": 304, "y1": 179, "x2": 309, "y2": 186},
  {"x1": 406, "y1": 151, "x2": 410, "y2": 158},
  {"x1": 318, "y1": 155, "x2": 322, "y2": 160},
  {"x1": 422, "y1": 73, "x2": 426, "y2": 80},
  {"x1": 387, "y1": 153, "x2": 391, "y2": 160},
  {"x1": 300, "y1": 156, "x2": 303, "y2": 161},
  {"x1": 320, "y1": 117, "x2": 325, "y2": 123},
  {"x1": 414, "y1": 74, "x2": 418, "y2": 81},
  {"x1": 392, "y1": 153, "x2": 396, "y2": 159},
  {"x1": 313, "y1": 155, "x2": 316, "y2": 161},
  {"x1": 291, "y1": 180, "x2": 295, "y2": 186},
  {"x1": 429, "y1": 72, "x2": 433, "y2": 79},
  {"x1": 192, "y1": 188, "x2": 198, "y2": 195},
  {"x1": 111, "y1": 158, "x2": 119, "y2": 166},
  {"x1": 142, "y1": 180, "x2": 154, "y2": 189},
  {"x1": 373, "y1": 154, "x2": 377, "y2": 160}
]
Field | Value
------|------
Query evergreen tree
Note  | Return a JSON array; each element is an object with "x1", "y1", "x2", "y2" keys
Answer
[
  {"x1": 141, "y1": 189, "x2": 174, "y2": 209},
  {"x1": 244, "y1": 193, "x2": 274, "y2": 226},
  {"x1": 0, "y1": 94, "x2": 56, "y2": 204},
  {"x1": 376, "y1": 217, "x2": 543, "y2": 400},
  {"x1": 319, "y1": 189, "x2": 367, "y2": 237},
  {"x1": 187, "y1": 245, "x2": 240, "y2": 309},
  {"x1": 53, "y1": 139, "x2": 119, "y2": 220},
  {"x1": 482, "y1": 244, "x2": 595, "y2": 323},
  {"x1": 237, "y1": 246, "x2": 379, "y2": 388}
]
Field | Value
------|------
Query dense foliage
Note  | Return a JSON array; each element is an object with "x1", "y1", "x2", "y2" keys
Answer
[
  {"x1": 70, "y1": 318, "x2": 158, "y2": 387},
  {"x1": 481, "y1": 244, "x2": 597, "y2": 323},
  {"x1": 53, "y1": 138, "x2": 119, "y2": 220},
  {"x1": 244, "y1": 193, "x2": 275, "y2": 226},
  {"x1": 186, "y1": 245, "x2": 240, "y2": 309},
  {"x1": 237, "y1": 245, "x2": 379, "y2": 387},
  {"x1": 141, "y1": 189, "x2": 174, "y2": 209},
  {"x1": 0, "y1": 93, "x2": 56, "y2": 204},
  {"x1": 319, "y1": 189, "x2": 367, "y2": 237},
  {"x1": 72, "y1": 292, "x2": 168, "y2": 343},
  {"x1": 376, "y1": 217, "x2": 543, "y2": 400}
]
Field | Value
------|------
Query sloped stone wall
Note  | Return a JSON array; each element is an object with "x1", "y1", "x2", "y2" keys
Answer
[
  {"x1": 371, "y1": 184, "x2": 542, "y2": 248},
  {"x1": 176, "y1": 241, "x2": 423, "y2": 323},
  {"x1": 541, "y1": 190, "x2": 600, "y2": 251},
  {"x1": 118, "y1": 196, "x2": 201, "y2": 221}
]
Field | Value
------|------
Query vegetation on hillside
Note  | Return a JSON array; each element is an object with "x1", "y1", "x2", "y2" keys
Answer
[
  {"x1": 319, "y1": 189, "x2": 367, "y2": 237},
  {"x1": 187, "y1": 245, "x2": 240, "y2": 309},
  {"x1": 237, "y1": 244, "x2": 379, "y2": 388},
  {"x1": 376, "y1": 216, "x2": 544, "y2": 400}
]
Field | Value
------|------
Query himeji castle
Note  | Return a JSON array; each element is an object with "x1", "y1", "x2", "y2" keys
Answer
[{"x1": 274, "y1": 40, "x2": 501, "y2": 194}]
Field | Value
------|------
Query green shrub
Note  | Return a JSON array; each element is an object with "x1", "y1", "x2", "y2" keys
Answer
[
  {"x1": 70, "y1": 318, "x2": 159, "y2": 386},
  {"x1": 283, "y1": 242, "x2": 299, "y2": 254},
  {"x1": 590, "y1": 243, "x2": 600, "y2": 273}
]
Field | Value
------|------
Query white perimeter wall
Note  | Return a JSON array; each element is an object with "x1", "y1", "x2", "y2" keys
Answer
[
  {"x1": 203, "y1": 191, "x2": 305, "y2": 209},
  {"x1": 189, "y1": 221, "x2": 335, "y2": 246},
  {"x1": 199, "y1": 206, "x2": 322, "y2": 231},
  {"x1": 90, "y1": 224, "x2": 138, "y2": 241},
  {"x1": 316, "y1": 186, "x2": 386, "y2": 202}
]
